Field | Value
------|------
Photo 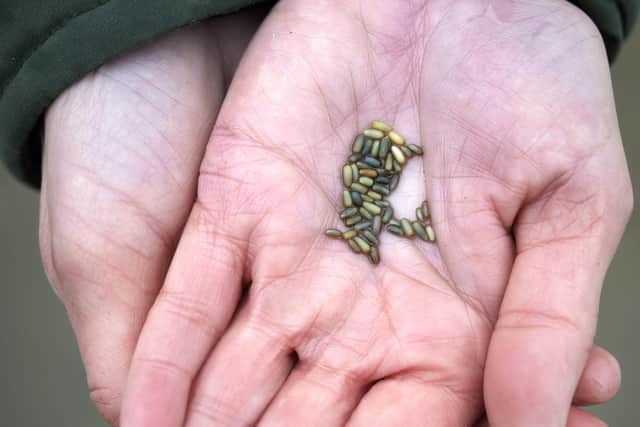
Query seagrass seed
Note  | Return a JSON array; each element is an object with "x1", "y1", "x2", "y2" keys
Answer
[
  {"x1": 340, "y1": 207, "x2": 358, "y2": 218},
  {"x1": 362, "y1": 138, "x2": 373, "y2": 156},
  {"x1": 391, "y1": 146, "x2": 406, "y2": 164},
  {"x1": 374, "y1": 200, "x2": 390, "y2": 207},
  {"x1": 354, "y1": 236, "x2": 371, "y2": 254},
  {"x1": 354, "y1": 221, "x2": 372, "y2": 231},
  {"x1": 363, "y1": 156, "x2": 382, "y2": 168},
  {"x1": 359, "y1": 207, "x2": 373, "y2": 220},
  {"x1": 367, "y1": 190, "x2": 382, "y2": 200},
  {"x1": 416, "y1": 207, "x2": 424, "y2": 221},
  {"x1": 372, "y1": 215, "x2": 382, "y2": 234},
  {"x1": 351, "y1": 191, "x2": 363, "y2": 206},
  {"x1": 352, "y1": 134, "x2": 365, "y2": 153},
  {"x1": 351, "y1": 164, "x2": 359, "y2": 181},
  {"x1": 348, "y1": 238, "x2": 361, "y2": 253},
  {"x1": 421, "y1": 201, "x2": 430, "y2": 218},
  {"x1": 379, "y1": 137, "x2": 390, "y2": 159},
  {"x1": 362, "y1": 230, "x2": 379, "y2": 246},
  {"x1": 343, "y1": 190, "x2": 353, "y2": 208},
  {"x1": 342, "y1": 164, "x2": 353, "y2": 187},
  {"x1": 425, "y1": 225, "x2": 436, "y2": 241},
  {"x1": 388, "y1": 131, "x2": 405, "y2": 145},
  {"x1": 325, "y1": 229, "x2": 342, "y2": 238},
  {"x1": 412, "y1": 221, "x2": 429, "y2": 241},
  {"x1": 342, "y1": 229, "x2": 358, "y2": 239},
  {"x1": 382, "y1": 207, "x2": 394, "y2": 223},
  {"x1": 371, "y1": 140, "x2": 380, "y2": 157},
  {"x1": 362, "y1": 202, "x2": 382, "y2": 215},
  {"x1": 387, "y1": 224, "x2": 404, "y2": 235},
  {"x1": 351, "y1": 183, "x2": 368, "y2": 193},
  {"x1": 372, "y1": 184, "x2": 390, "y2": 195},
  {"x1": 401, "y1": 218, "x2": 414, "y2": 236},
  {"x1": 356, "y1": 161, "x2": 370, "y2": 169},
  {"x1": 348, "y1": 154, "x2": 361, "y2": 163},
  {"x1": 390, "y1": 174, "x2": 399, "y2": 190},
  {"x1": 388, "y1": 219, "x2": 401, "y2": 227},
  {"x1": 364, "y1": 128, "x2": 384, "y2": 139},
  {"x1": 369, "y1": 246, "x2": 380, "y2": 264},
  {"x1": 359, "y1": 168, "x2": 378, "y2": 178},
  {"x1": 408, "y1": 144, "x2": 423, "y2": 155},
  {"x1": 346, "y1": 215, "x2": 362, "y2": 226},
  {"x1": 385, "y1": 153, "x2": 394, "y2": 171},
  {"x1": 358, "y1": 176, "x2": 374, "y2": 187},
  {"x1": 370, "y1": 120, "x2": 392, "y2": 132},
  {"x1": 375, "y1": 175, "x2": 391, "y2": 185},
  {"x1": 400, "y1": 145, "x2": 413, "y2": 158},
  {"x1": 361, "y1": 194, "x2": 374, "y2": 202},
  {"x1": 393, "y1": 161, "x2": 403, "y2": 172}
]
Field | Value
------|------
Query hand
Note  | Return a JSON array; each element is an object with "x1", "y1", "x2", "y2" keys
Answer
[
  {"x1": 39, "y1": 10, "x2": 265, "y2": 425},
  {"x1": 121, "y1": 0, "x2": 630, "y2": 426}
]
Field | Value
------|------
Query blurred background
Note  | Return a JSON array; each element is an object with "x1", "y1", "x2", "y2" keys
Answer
[{"x1": 0, "y1": 25, "x2": 638, "y2": 427}]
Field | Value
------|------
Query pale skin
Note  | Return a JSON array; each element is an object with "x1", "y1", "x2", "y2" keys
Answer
[{"x1": 40, "y1": 0, "x2": 632, "y2": 426}]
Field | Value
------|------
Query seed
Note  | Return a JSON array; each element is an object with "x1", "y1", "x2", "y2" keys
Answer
[
  {"x1": 347, "y1": 238, "x2": 361, "y2": 253},
  {"x1": 348, "y1": 154, "x2": 361, "y2": 163},
  {"x1": 372, "y1": 184, "x2": 390, "y2": 195},
  {"x1": 390, "y1": 174, "x2": 399, "y2": 190},
  {"x1": 352, "y1": 134, "x2": 365, "y2": 153},
  {"x1": 363, "y1": 156, "x2": 382, "y2": 168},
  {"x1": 351, "y1": 191, "x2": 363, "y2": 206},
  {"x1": 375, "y1": 175, "x2": 391, "y2": 185},
  {"x1": 351, "y1": 183, "x2": 368, "y2": 193},
  {"x1": 325, "y1": 228, "x2": 342, "y2": 238},
  {"x1": 359, "y1": 168, "x2": 377, "y2": 178},
  {"x1": 416, "y1": 207, "x2": 424, "y2": 221},
  {"x1": 388, "y1": 219, "x2": 401, "y2": 227},
  {"x1": 358, "y1": 176, "x2": 374, "y2": 187},
  {"x1": 388, "y1": 131, "x2": 404, "y2": 145},
  {"x1": 400, "y1": 145, "x2": 413, "y2": 158},
  {"x1": 374, "y1": 200, "x2": 390, "y2": 207},
  {"x1": 408, "y1": 144, "x2": 423, "y2": 155},
  {"x1": 371, "y1": 140, "x2": 380, "y2": 157},
  {"x1": 350, "y1": 164, "x2": 359, "y2": 181},
  {"x1": 391, "y1": 146, "x2": 406, "y2": 164},
  {"x1": 340, "y1": 207, "x2": 358, "y2": 218},
  {"x1": 361, "y1": 194, "x2": 374, "y2": 202},
  {"x1": 354, "y1": 236, "x2": 371, "y2": 254},
  {"x1": 387, "y1": 224, "x2": 404, "y2": 235},
  {"x1": 367, "y1": 190, "x2": 382, "y2": 200},
  {"x1": 421, "y1": 201, "x2": 430, "y2": 218},
  {"x1": 354, "y1": 221, "x2": 372, "y2": 231},
  {"x1": 382, "y1": 207, "x2": 394, "y2": 223},
  {"x1": 412, "y1": 221, "x2": 429, "y2": 241},
  {"x1": 379, "y1": 137, "x2": 390, "y2": 159},
  {"x1": 356, "y1": 161, "x2": 369, "y2": 169},
  {"x1": 343, "y1": 190, "x2": 353, "y2": 208},
  {"x1": 385, "y1": 153, "x2": 394, "y2": 171},
  {"x1": 369, "y1": 246, "x2": 380, "y2": 264},
  {"x1": 362, "y1": 138, "x2": 373, "y2": 156},
  {"x1": 400, "y1": 218, "x2": 414, "y2": 236},
  {"x1": 372, "y1": 215, "x2": 382, "y2": 234},
  {"x1": 346, "y1": 215, "x2": 362, "y2": 226},
  {"x1": 393, "y1": 161, "x2": 403, "y2": 172},
  {"x1": 362, "y1": 202, "x2": 382, "y2": 215},
  {"x1": 342, "y1": 164, "x2": 353, "y2": 187},
  {"x1": 370, "y1": 120, "x2": 392, "y2": 132},
  {"x1": 363, "y1": 128, "x2": 384, "y2": 139},
  {"x1": 425, "y1": 225, "x2": 436, "y2": 242},
  {"x1": 359, "y1": 207, "x2": 373, "y2": 220},
  {"x1": 362, "y1": 230, "x2": 379, "y2": 246},
  {"x1": 342, "y1": 229, "x2": 358, "y2": 239}
]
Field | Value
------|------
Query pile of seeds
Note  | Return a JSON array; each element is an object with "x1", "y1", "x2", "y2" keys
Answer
[{"x1": 325, "y1": 120, "x2": 436, "y2": 265}]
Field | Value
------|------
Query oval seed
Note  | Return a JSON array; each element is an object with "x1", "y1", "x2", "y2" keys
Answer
[
  {"x1": 351, "y1": 163, "x2": 359, "y2": 181},
  {"x1": 346, "y1": 215, "x2": 362, "y2": 226},
  {"x1": 348, "y1": 154, "x2": 361, "y2": 163},
  {"x1": 347, "y1": 238, "x2": 361, "y2": 253},
  {"x1": 393, "y1": 160, "x2": 403, "y2": 172},
  {"x1": 372, "y1": 215, "x2": 382, "y2": 234},
  {"x1": 363, "y1": 156, "x2": 382, "y2": 168},
  {"x1": 401, "y1": 218, "x2": 414, "y2": 236},
  {"x1": 362, "y1": 138, "x2": 373, "y2": 156},
  {"x1": 354, "y1": 221, "x2": 372, "y2": 231},
  {"x1": 375, "y1": 175, "x2": 391, "y2": 184},
  {"x1": 367, "y1": 190, "x2": 382, "y2": 200},
  {"x1": 374, "y1": 200, "x2": 390, "y2": 207},
  {"x1": 408, "y1": 144, "x2": 423, "y2": 155},
  {"x1": 359, "y1": 168, "x2": 377, "y2": 178},
  {"x1": 400, "y1": 145, "x2": 413, "y2": 158},
  {"x1": 371, "y1": 140, "x2": 380, "y2": 157},
  {"x1": 370, "y1": 120, "x2": 392, "y2": 132},
  {"x1": 391, "y1": 146, "x2": 406, "y2": 164},
  {"x1": 362, "y1": 230, "x2": 379, "y2": 246},
  {"x1": 354, "y1": 236, "x2": 371, "y2": 254},
  {"x1": 362, "y1": 202, "x2": 382, "y2": 215},
  {"x1": 352, "y1": 134, "x2": 364, "y2": 153},
  {"x1": 351, "y1": 191, "x2": 363, "y2": 206},
  {"x1": 358, "y1": 176, "x2": 374, "y2": 187},
  {"x1": 340, "y1": 207, "x2": 358, "y2": 218},
  {"x1": 369, "y1": 246, "x2": 380, "y2": 265},
  {"x1": 387, "y1": 224, "x2": 404, "y2": 235},
  {"x1": 412, "y1": 221, "x2": 429, "y2": 241},
  {"x1": 388, "y1": 219, "x2": 401, "y2": 227},
  {"x1": 390, "y1": 174, "x2": 400, "y2": 190},
  {"x1": 425, "y1": 225, "x2": 436, "y2": 242},
  {"x1": 361, "y1": 194, "x2": 374, "y2": 202},
  {"x1": 325, "y1": 229, "x2": 342, "y2": 238},
  {"x1": 416, "y1": 207, "x2": 424, "y2": 221},
  {"x1": 342, "y1": 164, "x2": 353, "y2": 187},
  {"x1": 372, "y1": 184, "x2": 390, "y2": 195},
  {"x1": 385, "y1": 153, "x2": 394, "y2": 171},
  {"x1": 351, "y1": 183, "x2": 368, "y2": 193},
  {"x1": 421, "y1": 201, "x2": 430, "y2": 218},
  {"x1": 342, "y1": 229, "x2": 357, "y2": 239},
  {"x1": 363, "y1": 128, "x2": 384, "y2": 139},
  {"x1": 388, "y1": 130, "x2": 405, "y2": 145},
  {"x1": 382, "y1": 207, "x2": 394, "y2": 223},
  {"x1": 359, "y1": 207, "x2": 373, "y2": 220},
  {"x1": 343, "y1": 190, "x2": 353, "y2": 208}
]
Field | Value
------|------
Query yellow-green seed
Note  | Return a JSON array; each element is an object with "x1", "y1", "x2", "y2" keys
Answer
[
  {"x1": 372, "y1": 215, "x2": 382, "y2": 234},
  {"x1": 412, "y1": 221, "x2": 429, "y2": 241},
  {"x1": 401, "y1": 218, "x2": 414, "y2": 236},
  {"x1": 382, "y1": 207, "x2": 393, "y2": 223},
  {"x1": 351, "y1": 183, "x2": 368, "y2": 193},
  {"x1": 361, "y1": 194, "x2": 374, "y2": 202},
  {"x1": 363, "y1": 129, "x2": 384, "y2": 139},
  {"x1": 342, "y1": 164, "x2": 353, "y2": 187},
  {"x1": 355, "y1": 221, "x2": 372, "y2": 231},
  {"x1": 425, "y1": 225, "x2": 436, "y2": 241},
  {"x1": 408, "y1": 144, "x2": 423, "y2": 155},
  {"x1": 325, "y1": 229, "x2": 342, "y2": 238},
  {"x1": 346, "y1": 215, "x2": 362, "y2": 226},
  {"x1": 400, "y1": 145, "x2": 413, "y2": 158},
  {"x1": 352, "y1": 134, "x2": 365, "y2": 152},
  {"x1": 359, "y1": 176, "x2": 374, "y2": 187},
  {"x1": 340, "y1": 207, "x2": 358, "y2": 218},
  {"x1": 362, "y1": 230, "x2": 379, "y2": 246},
  {"x1": 388, "y1": 218, "x2": 401, "y2": 227},
  {"x1": 390, "y1": 174, "x2": 400, "y2": 190},
  {"x1": 379, "y1": 137, "x2": 390, "y2": 159},
  {"x1": 421, "y1": 201, "x2": 430, "y2": 218},
  {"x1": 372, "y1": 184, "x2": 389, "y2": 195},
  {"x1": 343, "y1": 190, "x2": 353, "y2": 208},
  {"x1": 369, "y1": 246, "x2": 380, "y2": 264},
  {"x1": 371, "y1": 140, "x2": 380, "y2": 157},
  {"x1": 351, "y1": 164, "x2": 359, "y2": 181},
  {"x1": 347, "y1": 238, "x2": 361, "y2": 253},
  {"x1": 385, "y1": 153, "x2": 394, "y2": 171},
  {"x1": 416, "y1": 207, "x2": 424, "y2": 221},
  {"x1": 354, "y1": 236, "x2": 371, "y2": 254},
  {"x1": 363, "y1": 202, "x2": 381, "y2": 215},
  {"x1": 359, "y1": 207, "x2": 373, "y2": 220},
  {"x1": 388, "y1": 131, "x2": 404, "y2": 145},
  {"x1": 387, "y1": 224, "x2": 403, "y2": 235},
  {"x1": 342, "y1": 229, "x2": 357, "y2": 239},
  {"x1": 367, "y1": 190, "x2": 382, "y2": 200},
  {"x1": 370, "y1": 120, "x2": 392, "y2": 132},
  {"x1": 391, "y1": 146, "x2": 406, "y2": 164}
]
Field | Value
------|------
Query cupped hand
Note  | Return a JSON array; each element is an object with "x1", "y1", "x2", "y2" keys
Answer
[
  {"x1": 121, "y1": 0, "x2": 631, "y2": 426},
  {"x1": 39, "y1": 9, "x2": 265, "y2": 425}
]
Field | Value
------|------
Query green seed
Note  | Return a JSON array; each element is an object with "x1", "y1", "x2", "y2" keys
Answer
[
  {"x1": 363, "y1": 156, "x2": 382, "y2": 168},
  {"x1": 382, "y1": 207, "x2": 394, "y2": 223},
  {"x1": 388, "y1": 219, "x2": 401, "y2": 227},
  {"x1": 374, "y1": 200, "x2": 390, "y2": 207},
  {"x1": 362, "y1": 202, "x2": 382, "y2": 215},
  {"x1": 359, "y1": 168, "x2": 377, "y2": 178},
  {"x1": 363, "y1": 128, "x2": 384, "y2": 139},
  {"x1": 361, "y1": 194, "x2": 374, "y2": 202},
  {"x1": 342, "y1": 164, "x2": 353, "y2": 187},
  {"x1": 425, "y1": 225, "x2": 436, "y2": 242},
  {"x1": 352, "y1": 134, "x2": 364, "y2": 153},
  {"x1": 421, "y1": 201, "x2": 430, "y2": 218},
  {"x1": 346, "y1": 215, "x2": 363, "y2": 226},
  {"x1": 343, "y1": 190, "x2": 353, "y2": 208},
  {"x1": 367, "y1": 190, "x2": 382, "y2": 200},
  {"x1": 325, "y1": 229, "x2": 342, "y2": 238},
  {"x1": 388, "y1": 131, "x2": 404, "y2": 145},
  {"x1": 372, "y1": 184, "x2": 390, "y2": 195},
  {"x1": 390, "y1": 174, "x2": 399, "y2": 190},
  {"x1": 340, "y1": 207, "x2": 358, "y2": 218},
  {"x1": 387, "y1": 224, "x2": 404, "y2": 235},
  {"x1": 400, "y1": 145, "x2": 413, "y2": 158},
  {"x1": 351, "y1": 183, "x2": 368, "y2": 193},
  {"x1": 354, "y1": 221, "x2": 372, "y2": 231},
  {"x1": 347, "y1": 238, "x2": 361, "y2": 253},
  {"x1": 371, "y1": 140, "x2": 380, "y2": 157},
  {"x1": 408, "y1": 144, "x2": 423, "y2": 155},
  {"x1": 362, "y1": 138, "x2": 373, "y2": 156},
  {"x1": 356, "y1": 161, "x2": 369, "y2": 169},
  {"x1": 359, "y1": 207, "x2": 373, "y2": 220},
  {"x1": 362, "y1": 230, "x2": 379, "y2": 246},
  {"x1": 393, "y1": 160, "x2": 402, "y2": 172},
  {"x1": 416, "y1": 207, "x2": 424, "y2": 221},
  {"x1": 358, "y1": 176, "x2": 374, "y2": 187},
  {"x1": 391, "y1": 146, "x2": 406, "y2": 164},
  {"x1": 351, "y1": 191, "x2": 363, "y2": 206},
  {"x1": 379, "y1": 137, "x2": 390, "y2": 159},
  {"x1": 375, "y1": 175, "x2": 391, "y2": 185},
  {"x1": 370, "y1": 120, "x2": 392, "y2": 132},
  {"x1": 369, "y1": 246, "x2": 380, "y2": 265},
  {"x1": 412, "y1": 221, "x2": 429, "y2": 241},
  {"x1": 385, "y1": 153, "x2": 394, "y2": 171},
  {"x1": 348, "y1": 154, "x2": 360, "y2": 163},
  {"x1": 401, "y1": 218, "x2": 414, "y2": 236},
  {"x1": 354, "y1": 236, "x2": 371, "y2": 254},
  {"x1": 351, "y1": 164, "x2": 359, "y2": 181},
  {"x1": 342, "y1": 229, "x2": 358, "y2": 239},
  {"x1": 372, "y1": 215, "x2": 382, "y2": 234}
]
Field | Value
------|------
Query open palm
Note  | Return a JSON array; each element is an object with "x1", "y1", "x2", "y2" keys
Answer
[{"x1": 123, "y1": 1, "x2": 631, "y2": 426}]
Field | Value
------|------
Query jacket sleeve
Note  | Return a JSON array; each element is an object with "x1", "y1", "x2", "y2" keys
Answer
[{"x1": 0, "y1": 0, "x2": 638, "y2": 188}]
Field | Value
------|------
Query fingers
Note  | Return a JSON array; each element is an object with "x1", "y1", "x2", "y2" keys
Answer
[
  {"x1": 574, "y1": 345, "x2": 621, "y2": 406},
  {"x1": 347, "y1": 374, "x2": 480, "y2": 427}
]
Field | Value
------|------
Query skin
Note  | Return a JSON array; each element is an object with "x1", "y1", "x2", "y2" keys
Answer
[{"x1": 40, "y1": 0, "x2": 631, "y2": 426}]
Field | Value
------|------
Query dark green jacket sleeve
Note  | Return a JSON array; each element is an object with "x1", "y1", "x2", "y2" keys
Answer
[{"x1": 0, "y1": 0, "x2": 638, "y2": 188}]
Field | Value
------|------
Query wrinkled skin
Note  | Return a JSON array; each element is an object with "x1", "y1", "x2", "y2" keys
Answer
[{"x1": 40, "y1": 0, "x2": 631, "y2": 426}]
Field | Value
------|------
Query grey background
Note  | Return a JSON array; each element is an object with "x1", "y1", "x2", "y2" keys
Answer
[{"x1": 1, "y1": 30, "x2": 638, "y2": 427}]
